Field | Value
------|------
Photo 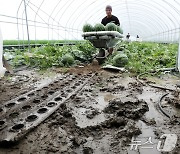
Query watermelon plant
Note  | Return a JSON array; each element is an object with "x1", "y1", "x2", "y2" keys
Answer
[
  {"x1": 75, "y1": 41, "x2": 96, "y2": 62},
  {"x1": 6, "y1": 39, "x2": 177, "y2": 74},
  {"x1": 9, "y1": 41, "x2": 96, "y2": 69},
  {"x1": 118, "y1": 42, "x2": 177, "y2": 73},
  {"x1": 104, "y1": 41, "x2": 177, "y2": 74}
]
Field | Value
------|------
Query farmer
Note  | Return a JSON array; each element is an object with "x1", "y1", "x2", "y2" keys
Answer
[
  {"x1": 101, "y1": 5, "x2": 120, "y2": 26},
  {"x1": 101, "y1": 5, "x2": 120, "y2": 55}
]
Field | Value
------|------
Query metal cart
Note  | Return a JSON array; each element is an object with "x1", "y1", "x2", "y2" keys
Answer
[{"x1": 82, "y1": 31, "x2": 123, "y2": 64}]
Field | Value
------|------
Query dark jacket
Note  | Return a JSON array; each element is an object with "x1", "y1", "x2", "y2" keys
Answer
[{"x1": 101, "y1": 15, "x2": 120, "y2": 26}]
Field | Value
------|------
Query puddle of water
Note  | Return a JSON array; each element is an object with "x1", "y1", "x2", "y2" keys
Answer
[
  {"x1": 93, "y1": 92, "x2": 119, "y2": 111},
  {"x1": 127, "y1": 120, "x2": 161, "y2": 154},
  {"x1": 128, "y1": 86, "x2": 177, "y2": 154},
  {"x1": 72, "y1": 92, "x2": 120, "y2": 128},
  {"x1": 137, "y1": 87, "x2": 165, "y2": 123},
  {"x1": 72, "y1": 90, "x2": 132, "y2": 128},
  {"x1": 161, "y1": 94, "x2": 180, "y2": 118},
  {"x1": 72, "y1": 107, "x2": 106, "y2": 128}
]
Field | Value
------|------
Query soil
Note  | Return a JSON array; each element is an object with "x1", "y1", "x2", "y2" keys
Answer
[{"x1": 0, "y1": 65, "x2": 179, "y2": 154}]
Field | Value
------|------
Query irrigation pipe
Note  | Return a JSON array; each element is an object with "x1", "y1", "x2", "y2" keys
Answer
[
  {"x1": 137, "y1": 67, "x2": 177, "y2": 119},
  {"x1": 158, "y1": 93, "x2": 171, "y2": 118}
]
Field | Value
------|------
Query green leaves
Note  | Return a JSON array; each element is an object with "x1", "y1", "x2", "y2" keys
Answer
[
  {"x1": 109, "y1": 42, "x2": 178, "y2": 74},
  {"x1": 7, "y1": 41, "x2": 97, "y2": 69},
  {"x1": 75, "y1": 41, "x2": 96, "y2": 62},
  {"x1": 6, "y1": 40, "x2": 177, "y2": 74}
]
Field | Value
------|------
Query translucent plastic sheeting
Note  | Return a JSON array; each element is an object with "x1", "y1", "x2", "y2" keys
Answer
[
  {"x1": 0, "y1": 0, "x2": 180, "y2": 42},
  {"x1": 0, "y1": 27, "x2": 6, "y2": 78}
]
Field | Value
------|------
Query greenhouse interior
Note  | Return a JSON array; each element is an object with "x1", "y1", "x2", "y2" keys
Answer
[{"x1": 0, "y1": 0, "x2": 179, "y2": 154}]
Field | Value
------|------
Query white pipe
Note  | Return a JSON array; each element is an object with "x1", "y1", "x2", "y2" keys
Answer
[
  {"x1": 82, "y1": 31, "x2": 123, "y2": 38},
  {"x1": 0, "y1": 27, "x2": 6, "y2": 78}
]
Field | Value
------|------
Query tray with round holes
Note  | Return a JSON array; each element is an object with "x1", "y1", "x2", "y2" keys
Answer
[{"x1": 0, "y1": 72, "x2": 95, "y2": 144}]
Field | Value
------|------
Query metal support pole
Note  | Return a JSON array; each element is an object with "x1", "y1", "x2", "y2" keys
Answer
[
  {"x1": 23, "y1": 0, "x2": 30, "y2": 52},
  {"x1": 176, "y1": 28, "x2": 180, "y2": 72}
]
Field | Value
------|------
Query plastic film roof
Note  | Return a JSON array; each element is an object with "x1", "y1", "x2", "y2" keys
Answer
[{"x1": 0, "y1": 0, "x2": 180, "y2": 42}]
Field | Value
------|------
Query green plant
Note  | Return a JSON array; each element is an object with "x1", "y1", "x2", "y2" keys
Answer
[
  {"x1": 3, "y1": 40, "x2": 82, "y2": 45},
  {"x1": 106, "y1": 42, "x2": 178, "y2": 74},
  {"x1": 75, "y1": 41, "x2": 97, "y2": 62},
  {"x1": 7, "y1": 41, "x2": 97, "y2": 69}
]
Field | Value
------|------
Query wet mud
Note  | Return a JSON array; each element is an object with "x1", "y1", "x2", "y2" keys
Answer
[{"x1": 0, "y1": 66, "x2": 179, "y2": 154}]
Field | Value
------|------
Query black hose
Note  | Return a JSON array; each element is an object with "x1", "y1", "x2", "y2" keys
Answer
[
  {"x1": 137, "y1": 68, "x2": 177, "y2": 119},
  {"x1": 158, "y1": 93, "x2": 171, "y2": 118}
]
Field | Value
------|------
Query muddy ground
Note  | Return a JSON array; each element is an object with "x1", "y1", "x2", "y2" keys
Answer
[{"x1": 0, "y1": 65, "x2": 179, "y2": 154}]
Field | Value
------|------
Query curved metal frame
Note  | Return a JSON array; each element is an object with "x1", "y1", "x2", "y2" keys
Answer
[
  {"x1": 74, "y1": 1, "x2": 176, "y2": 35},
  {"x1": 69, "y1": 0, "x2": 179, "y2": 41},
  {"x1": 14, "y1": 0, "x2": 180, "y2": 42}
]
